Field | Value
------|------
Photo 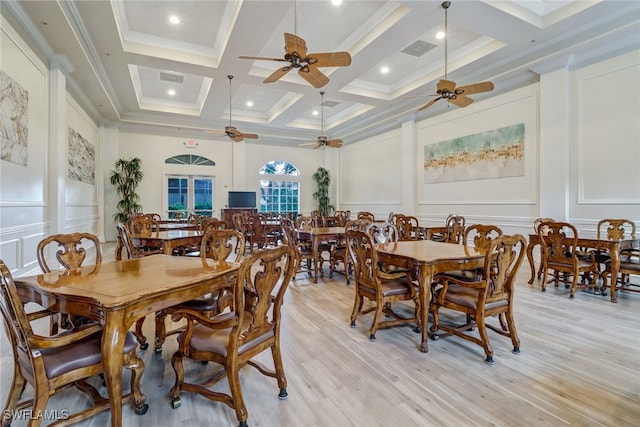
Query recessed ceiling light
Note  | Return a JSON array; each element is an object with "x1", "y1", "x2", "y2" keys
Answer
[
  {"x1": 246, "y1": 101, "x2": 254, "y2": 107},
  {"x1": 167, "y1": 89, "x2": 176, "y2": 96},
  {"x1": 436, "y1": 31, "x2": 445, "y2": 40},
  {"x1": 380, "y1": 66, "x2": 389, "y2": 74},
  {"x1": 312, "y1": 110, "x2": 319, "y2": 116},
  {"x1": 331, "y1": 0, "x2": 342, "y2": 6},
  {"x1": 169, "y1": 15, "x2": 180, "y2": 25}
]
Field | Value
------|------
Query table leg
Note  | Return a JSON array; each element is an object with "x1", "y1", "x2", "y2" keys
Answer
[
  {"x1": 312, "y1": 236, "x2": 319, "y2": 284},
  {"x1": 102, "y1": 311, "x2": 126, "y2": 427},
  {"x1": 526, "y1": 241, "x2": 537, "y2": 284},
  {"x1": 608, "y1": 242, "x2": 620, "y2": 303},
  {"x1": 417, "y1": 266, "x2": 432, "y2": 353}
]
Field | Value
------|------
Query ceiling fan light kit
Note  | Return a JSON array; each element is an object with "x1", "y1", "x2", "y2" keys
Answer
[{"x1": 417, "y1": 1, "x2": 494, "y2": 111}]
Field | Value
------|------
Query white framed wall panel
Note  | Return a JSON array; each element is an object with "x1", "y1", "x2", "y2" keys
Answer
[
  {"x1": 340, "y1": 128, "x2": 402, "y2": 206},
  {"x1": 575, "y1": 50, "x2": 640, "y2": 205}
]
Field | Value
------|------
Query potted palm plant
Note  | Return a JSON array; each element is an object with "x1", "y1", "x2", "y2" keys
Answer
[
  {"x1": 312, "y1": 167, "x2": 334, "y2": 217},
  {"x1": 109, "y1": 157, "x2": 144, "y2": 224}
]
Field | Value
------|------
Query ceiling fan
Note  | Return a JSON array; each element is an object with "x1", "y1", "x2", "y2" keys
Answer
[
  {"x1": 300, "y1": 91, "x2": 343, "y2": 149},
  {"x1": 205, "y1": 75, "x2": 258, "y2": 142},
  {"x1": 239, "y1": 0, "x2": 351, "y2": 88},
  {"x1": 417, "y1": 1, "x2": 494, "y2": 111}
]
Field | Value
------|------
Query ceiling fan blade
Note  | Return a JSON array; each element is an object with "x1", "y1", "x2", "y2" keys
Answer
[
  {"x1": 204, "y1": 129, "x2": 226, "y2": 135},
  {"x1": 312, "y1": 143, "x2": 323, "y2": 149},
  {"x1": 263, "y1": 66, "x2": 293, "y2": 84},
  {"x1": 241, "y1": 133, "x2": 258, "y2": 139},
  {"x1": 449, "y1": 95, "x2": 474, "y2": 108},
  {"x1": 417, "y1": 97, "x2": 442, "y2": 111},
  {"x1": 284, "y1": 32, "x2": 307, "y2": 57},
  {"x1": 239, "y1": 55, "x2": 288, "y2": 62},
  {"x1": 298, "y1": 66, "x2": 329, "y2": 88},
  {"x1": 230, "y1": 134, "x2": 244, "y2": 142},
  {"x1": 307, "y1": 52, "x2": 352, "y2": 67},
  {"x1": 437, "y1": 79, "x2": 457, "y2": 93},
  {"x1": 326, "y1": 138, "x2": 343, "y2": 148},
  {"x1": 456, "y1": 81, "x2": 494, "y2": 95},
  {"x1": 299, "y1": 141, "x2": 318, "y2": 147}
]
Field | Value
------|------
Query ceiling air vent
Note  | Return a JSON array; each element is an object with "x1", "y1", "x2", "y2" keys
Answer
[
  {"x1": 401, "y1": 40, "x2": 436, "y2": 57},
  {"x1": 322, "y1": 100, "x2": 340, "y2": 108},
  {"x1": 160, "y1": 72, "x2": 184, "y2": 84}
]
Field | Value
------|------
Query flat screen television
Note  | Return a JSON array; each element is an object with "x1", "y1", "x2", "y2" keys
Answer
[{"x1": 228, "y1": 191, "x2": 256, "y2": 208}]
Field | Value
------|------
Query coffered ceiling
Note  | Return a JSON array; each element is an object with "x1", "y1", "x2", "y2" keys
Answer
[{"x1": 4, "y1": 0, "x2": 639, "y2": 147}]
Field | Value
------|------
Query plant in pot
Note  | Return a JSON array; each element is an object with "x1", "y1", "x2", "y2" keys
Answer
[
  {"x1": 109, "y1": 157, "x2": 144, "y2": 225},
  {"x1": 312, "y1": 167, "x2": 334, "y2": 217}
]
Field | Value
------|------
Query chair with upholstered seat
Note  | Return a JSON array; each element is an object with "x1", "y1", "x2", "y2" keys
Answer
[
  {"x1": 346, "y1": 229, "x2": 418, "y2": 341},
  {"x1": 169, "y1": 245, "x2": 295, "y2": 427},
  {"x1": 592, "y1": 218, "x2": 636, "y2": 273},
  {"x1": 394, "y1": 214, "x2": 422, "y2": 241},
  {"x1": 430, "y1": 234, "x2": 526, "y2": 364},
  {"x1": 533, "y1": 217, "x2": 556, "y2": 280},
  {"x1": 127, "y1": 216, "x2": 163, "y2": 253},
  {"x1": 0, "y1": 260, "x2": 148, "y2": 425},
  {"x1": 153, "y1": 228, "x2": 245, "y2": 353},
  {"x1": 601, "y1": 237, "x2": 639, "y2": 299},
  {"x1": 444, "y1": 214, "x2": 466, "y2": 244},
  {"x1": 36, "y1": 233, "x2": 103, "y2": 335},
  {"x1": 538, "y1": 221, "x2": 600, "y2": 298},
  {"x1": 330, "y1": 219, "x2": 372, "y2": 284},
  {"x1": 357, "y1": 211, "x2": 375, "y2": 222},
  {"x1": 282, "y1": 219, "x2": 315, "y2": 279}
]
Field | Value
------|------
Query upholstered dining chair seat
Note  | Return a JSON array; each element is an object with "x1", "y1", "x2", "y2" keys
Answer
[
  {"x1": 433, "y1": 283, "x2": 508, "y2": 311},
  {"x1": 42, "y1": 330, "x2": 138, "y2": 379},
  {"x1": 359, "y1": 278, "x2": 415, "y2": 298},
  {"x1": 179, "y1": 313, "x2": 275, "y2": 357}
]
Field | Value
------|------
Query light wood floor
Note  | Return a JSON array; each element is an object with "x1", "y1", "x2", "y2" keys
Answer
[{"x1": 2, "y1": 243, "x2": 639, "y2": 426}]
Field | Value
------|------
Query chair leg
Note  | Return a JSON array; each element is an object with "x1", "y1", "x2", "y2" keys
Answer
[
  {"x1": 569, "y1": 273, "x2": 579, "y2": 298},
  {"x1": 350, "y1": 294, "x2": 364, "y2": 327},
  {"x1": 134, "y1": 317, "x2": 148, "y2": 350},
  {"x1": 2, "y1": 364, "x2": 27, "y2": 426},
  {"x1": 30, "y1": 384, "x2": 50, "y2": 427},
  {"x1": 169, "y1": 351, "x2": 185, "y2": 408},
  {"x1": 369, "y1": 302, "x2": 384, "y2": 341},
  {"x1": 270, "y1": 346, "x2": 288, "y2": 400},
  {"x1": 154, "y1": 311, "x2": 168, "y2": 353},
  {"x1": 504, "y1": 309, "x2": 521, "y2": 354},
  {"x1": 123, "y1": 350, "x2": 149, "y2": 415},
  {"x1": 429, "y1": 305, "x2": 440, "y2": 339},
  {"x1": 475, "y1": 312, "x2": 494, "y2": 365},
  {"x1": 226, "y1": 360, "x2": 249, "y2": 427}
]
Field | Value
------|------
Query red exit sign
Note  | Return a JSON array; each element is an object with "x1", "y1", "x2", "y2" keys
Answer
[{"x1": 184, "y1": 140, "x2": 198, "y2": 148}]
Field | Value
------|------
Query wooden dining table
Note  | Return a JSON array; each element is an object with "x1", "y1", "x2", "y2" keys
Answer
[
  {"x1": 375, "y1": 240, "x2": 486, "y2": 353},
  {"x1": 525, "y1": 234, "x2": 638, "y2": 303},
  {"x1": 156, "y1": 222, "x2": 198, "y2": 231},
  {"x1": 296, "y1": 226, "x2": 346, "y2": 283},
  {"x1": 131, "y1": 229, "x2": 203, "y2": 255},
  {"x1": 14, "y1": 254, "x2": 239, "y2": 427}
]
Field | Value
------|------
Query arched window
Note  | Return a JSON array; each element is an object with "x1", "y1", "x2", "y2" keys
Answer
[{"x1": 259, "y1": 161, "x2": 300, "y2": 214}]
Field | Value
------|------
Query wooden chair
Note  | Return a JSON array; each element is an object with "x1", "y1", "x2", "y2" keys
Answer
[
  {"x1": 435, "y1": 224, "x2": 503, "y2": 282},
  {"x1": 538, "y1": 221, "x2": 599, "y2": 298},
  {"x1": 533, "y1": 217, "x2": 556, "y2": 280},
  {"x1": 282, "y1": 219, "x2": 315, "y2": 279},
  {"x1": 146, "y1": 212, "x2": 162, "y2": 221},
  {"x1": 601, "y1": 239, "x2": 640, "y2": 299},
  {"x1": 152, "y1": 228, "x2": 245, "y2": 353},
  {"x1": 394, "y1": 214, "x2": 421, "y2": 241},
  {"x1": 247, "y1": 213, "x2": 273, "y2": 252},
  {"x1": 127, "y1": 216, "x2": 163, "y2": 252},
  {"x1": 36, "y1": 232, "x2": 103, "y2": 335},
  {"x1": 0, "y1": 260, "x2": 148, "y2": 426},
  {"x1": 169, "y1": 245, "x2": 296, "y2": 427},
  {"x1": 592, "y1": 218, "x2": 636, "y2": 272},
  {"x1": 346, "y1": 228, "x2": 418, "y2": 341},
  {"x1": 116, "y1": 223, "x2": 163, "y2": 349},
  {"x1": 357, "y1": 211, "x2": 375, "y2": 221},
  {"x1": 429, "y1": 234, "x2": 526, "y2": 364},
  {"x1": 445, "y1": 214, "x2": 466, "y2": 244},
  {"x1": 330, "y1": 219, "x2": 372, "y2": 284},
  {"x1": 333, "y1": 210, "x2": 351, "y2": 226}
]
